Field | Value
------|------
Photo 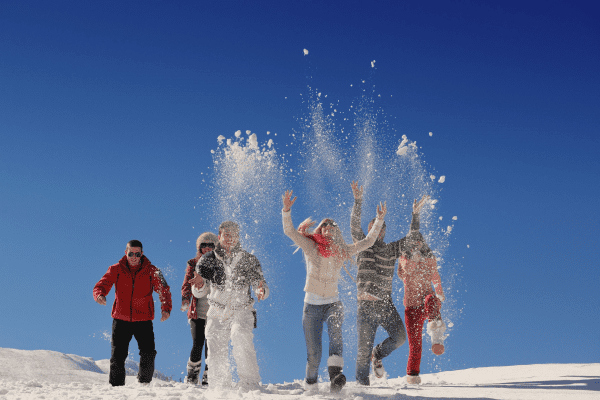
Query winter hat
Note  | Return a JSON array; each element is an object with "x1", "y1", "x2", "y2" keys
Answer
[
  {"x1": 405, "y1": 230, "x2": 433, "y2": 258},
  {"x1": 196, "y1": 232, "x2": 218, "y2": 250}
]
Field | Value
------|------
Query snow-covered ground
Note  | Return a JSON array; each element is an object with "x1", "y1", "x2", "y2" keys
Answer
[{"x1": 0, "y1": 348, "x2": 597, "y2": 399}]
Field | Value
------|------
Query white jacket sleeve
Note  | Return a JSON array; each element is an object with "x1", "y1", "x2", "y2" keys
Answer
[
  {"x1": 191, "y1": 281, "x2": 209, "y2": 298},
  {"x1": 347, "y1": 217, "x2": 384, "y2": 255},
  {"x1": 282, "y1": 209, "x2": 318, "y2": 253}
]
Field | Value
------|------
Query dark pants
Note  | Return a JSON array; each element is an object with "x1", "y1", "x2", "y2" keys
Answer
[
  {"x1": 189, "y1": 318, "x2": 208, "y2": 370},
  {"x1": 356, "y1": 298, "x2": 407, "y2": 385},
  {"x1": 109, "y1": 319, "x2": 157, "y2": 386}
]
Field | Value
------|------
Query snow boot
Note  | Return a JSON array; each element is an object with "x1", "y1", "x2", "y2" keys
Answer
[
  {"x1": 304, "y1": 380, "x2": 319, "y2": 394},
  {"x1": 371, "y1": 350, "x2": 385, "y2": 379},
  {"x1": 406, "y1": 374, "x2": 421, "y2": 384},
  {"x1": 185, "y1": 359, "x2": 202, "y2": 384},
  {"x1": 427, "y1": 319, "x2": 446, "y2": 355},
  {"x1": 328, "y1": 366, "x2": 346, "y2": 393},
  {"x1": 201, "y1": 367, "x2": 208, "y2": 386}
]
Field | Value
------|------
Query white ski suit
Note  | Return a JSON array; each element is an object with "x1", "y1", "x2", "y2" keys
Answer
[{"x1": 195, "y1": 243, "x2": 269, "y2": 388}]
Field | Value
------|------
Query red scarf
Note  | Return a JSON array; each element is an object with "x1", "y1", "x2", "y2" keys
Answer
[{"x1": 305, "y1": 233, "x2": 336, "y2": 258}]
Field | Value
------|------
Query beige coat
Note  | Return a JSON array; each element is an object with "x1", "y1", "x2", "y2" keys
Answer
[{"x1": 282, "y1": 210, "x2": 384, "y2": 298}]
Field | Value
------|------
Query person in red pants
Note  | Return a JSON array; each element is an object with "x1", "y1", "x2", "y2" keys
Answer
[{"x1": 398, "y1": 219, "x2": 446, "y2": 385}]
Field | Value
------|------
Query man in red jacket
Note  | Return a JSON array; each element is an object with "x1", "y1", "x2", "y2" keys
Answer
[{"x1": 93, "y1": 240, "x2": 172, "y2": 386}]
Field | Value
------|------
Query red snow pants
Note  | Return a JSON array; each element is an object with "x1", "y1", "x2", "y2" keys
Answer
[{"x1": 405, "y1": 294, "x2": 441, "y2": 376}]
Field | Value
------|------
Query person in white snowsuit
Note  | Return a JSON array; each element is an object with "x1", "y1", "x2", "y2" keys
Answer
[
  {"x1": 194, "y1": 221, "x2": 268, "y2": 391},
  {"x1": 281, "y1": 190, "x2": 386, "y2": 393}
]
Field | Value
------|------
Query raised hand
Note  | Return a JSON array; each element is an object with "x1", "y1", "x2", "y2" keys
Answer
[
  {"x1": 161, "y1": 311, "x2": 170, "y2": 322},
  {"x1": 376, "y1": 201, "x2": 387, "y2": 219},
  {"x1": 413, "y1": 195, "x2": 430, "y2": 214},
  {"x1": 282, "y1": 190, "x2": 297, "y2": 212},
  {"x1": 351, "y1": 180, "x2": 363, "y2": 201}
]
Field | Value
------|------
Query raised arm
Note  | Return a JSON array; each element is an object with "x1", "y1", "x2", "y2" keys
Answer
[
  {"x1": 347, "y1": 201, "x2": 387, "y2": 255},
  {"x1": 282, "y1": 190, "x2": 318, "y2": 252},
  {"x1": 410, "y1": 194, "x2": 429, "y2": 231},
  {"x1": 350, "y1": 181, "x2": 366, "y2": 243}
]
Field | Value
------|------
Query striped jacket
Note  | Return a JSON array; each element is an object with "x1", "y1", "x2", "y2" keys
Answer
[{"x1": 351, "y1": 199, "x2": 419, "y2": 300}]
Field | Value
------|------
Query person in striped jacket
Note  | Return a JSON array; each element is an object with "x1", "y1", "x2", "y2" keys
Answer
[{"x1": 350, "y1": 181, "x2": 428, "y2": 386}]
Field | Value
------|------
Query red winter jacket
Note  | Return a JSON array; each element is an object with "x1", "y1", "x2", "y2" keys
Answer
[
  {"x1": 93, "y1": 255, "x2": 172, "y2": 322},
  {"x1": 181, "y1": 257, "x2": 200, "y2": 319}
]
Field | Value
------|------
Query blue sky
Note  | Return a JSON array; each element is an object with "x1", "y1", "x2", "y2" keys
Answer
[{"x1": 1, "y1": 0, "x2": 598, "y2": 384}]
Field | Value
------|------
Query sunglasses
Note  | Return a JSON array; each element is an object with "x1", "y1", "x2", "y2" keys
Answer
[
  {"x1": 199, "y1": 243, "x2": 215, "y2": 250},
  {"x1": 128, "y1": 252, "x2": 142, "y2": 258},
  {"x1": 322, "y1": 221, "x2": 337, "y2": 227}
]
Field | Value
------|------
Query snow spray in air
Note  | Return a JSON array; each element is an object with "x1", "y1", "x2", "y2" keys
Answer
[
  {"x1": 210, "y1": 130, "x2": 286, "y2": 257},
  {"x1": 209, "y1": 129, "x2": 290, "y2": 381},
  {"x1": 289, "y1": 79, "x2": 462, "y2": 378}
]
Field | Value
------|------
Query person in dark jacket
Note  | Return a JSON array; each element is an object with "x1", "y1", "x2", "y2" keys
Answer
[
  {"x1": 93, "y1": 240, "x2": 172, "y2": 386},
  {"x1": 180, "y1": 231, "x2": 218, "y2": 385}
]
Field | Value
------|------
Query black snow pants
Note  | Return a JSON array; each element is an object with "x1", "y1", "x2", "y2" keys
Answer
[
  {"x1": 189, "y1": 318, "x2": 208, "y2": 366},
  {"x1": 109, "y1": 319, "x2": 157, "y2": 386}
]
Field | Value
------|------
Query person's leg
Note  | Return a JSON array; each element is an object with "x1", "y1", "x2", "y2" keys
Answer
[
  {"x1": 133, "y1": 321, "x2": 157, "y2": 384},
  {"x1": 109, "y1": 319, "x2": 133, "y2": 386},
  {"x1": 231, "y1": 309, "x2": 261, "y2": 386},
  {"x1": 355, "y1": 301, "x2": 378, "y2": 386},
  {"x1": 205, "y1": 317, "x2": 232, "y2": 387},
  {"x1": 202, "y1": 318, "x2": 209, "y2": 385},
  {"x1": 325, "y1": 301, "x2": 346, "y2": 392},
  {"x1": 302, "y1": 303, "x2": 324, "y2": 385},
  {"x1": 424, "y1": 294, "x2": 442, "y2": 321},
  {"x1": 424, "y1": 294, "x2": 445, "y2": 355},
  {"x1": 189, "y1": 318, "x2": 204, "y2": 362},
  {"x1": 376, "y1": 300, "x2": 407, "y2": 359},
  {"x1": 186, "y1": 318, "x2": 203, "y2": 383},
  {"x1": 203, "y1": 317, "x2": 209, "y2": 369},
  {"x1": 405, "y1": 306, "x2": 427, "y2": 377}
]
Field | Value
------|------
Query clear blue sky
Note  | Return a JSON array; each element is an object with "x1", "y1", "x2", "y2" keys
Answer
[{"x1": 1, "y1": 0, "x2": 598, "y2": 384}]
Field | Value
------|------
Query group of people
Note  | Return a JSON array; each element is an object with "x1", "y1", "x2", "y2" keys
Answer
[{"x1": 92, "y1": 181, "x2": 446, "y2": 392}]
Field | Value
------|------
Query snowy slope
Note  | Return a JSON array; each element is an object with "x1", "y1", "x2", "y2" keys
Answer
[{"x1": 0, "y1": 347, "x2": 597, "y2": 399}]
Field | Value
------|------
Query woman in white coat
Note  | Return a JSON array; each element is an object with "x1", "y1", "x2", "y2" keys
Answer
[{"x1": 281, "y1": 189, "x2": 386, "y2": 393}]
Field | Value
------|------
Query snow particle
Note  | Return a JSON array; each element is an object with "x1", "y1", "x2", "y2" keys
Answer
[
  {"x1": 438, "y1": 176, "x2": 446, "y2": 183},
  {"x1": 429, "y1": 132, "x2": 433, "y2": 136},
  {"x1": 303, "y1": 48, "x2": 309, "y2": 55},
  {"x1": 452, "y1": 216, "x2": 457, "y2": 220}
]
